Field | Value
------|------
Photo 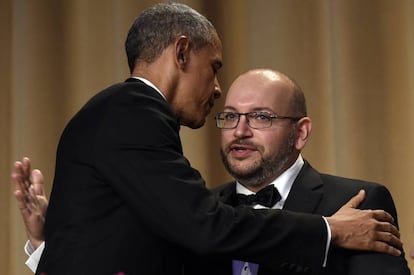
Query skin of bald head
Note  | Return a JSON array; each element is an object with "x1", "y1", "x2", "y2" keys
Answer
[{"x1": 220, "y1": 69, "x2": 311, "y2": 192}]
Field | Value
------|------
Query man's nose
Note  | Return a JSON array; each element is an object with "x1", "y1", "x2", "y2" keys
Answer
[
  {"x1": 213, "y1": 78, "x2": 222, "y2": 99},
  {"x1": 233, "y1": 115, "x2": 253, "y2": 138}
]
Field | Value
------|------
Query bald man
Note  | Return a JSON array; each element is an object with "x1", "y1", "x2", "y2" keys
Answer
[{"x1": 184, "y1": 69, "x2": 410, "y2": 275}]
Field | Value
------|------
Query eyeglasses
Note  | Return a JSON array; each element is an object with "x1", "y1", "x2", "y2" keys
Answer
[{"x1": 214, "y1": 112, "x2": 303, "y2": 129}]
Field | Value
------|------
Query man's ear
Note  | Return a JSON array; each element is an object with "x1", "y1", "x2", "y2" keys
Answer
[
  {"x1": 175, "y1": 35, "x2": 190, "y2": 69},
  {"x1": 295, "y1": 117, "x2": 312, "y2": 150}
]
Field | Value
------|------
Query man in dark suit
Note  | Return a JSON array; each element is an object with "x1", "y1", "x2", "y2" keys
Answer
[
  {"x1": 14, "y1": 66, "x2": 409, "y2": 275},
  {"x1": 12, "y1": 3, "x2": 403, "y2": 275},
  {"x1": 184, "y1": 69, "x2": 410, "y2": 274}
]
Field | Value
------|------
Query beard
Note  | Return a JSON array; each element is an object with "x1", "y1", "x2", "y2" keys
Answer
[{"x1": 221, "y1": 127, "x2": 296, "y2": 188}]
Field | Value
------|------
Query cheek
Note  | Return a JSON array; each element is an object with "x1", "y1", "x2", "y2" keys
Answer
[
  {"x1": 221, "y1": 131, "x2": 232, "y2": 147},
  {"x1": 201, "y1": 71, "x2": 215, "y2": 90},
  {"x1": 259, "y1": 134, "x2": 282, "y2": 154},
  {"x1": 264, "y1": 133, "x2": 291, "y2": 155},
  {"x1": 194, "y1": 79, "x2": 212, "y2": 102},
  {"x1": 199, "y1": 90, "x2": 210, "y2": 102}
]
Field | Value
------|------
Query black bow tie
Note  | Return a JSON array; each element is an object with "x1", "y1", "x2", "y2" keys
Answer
[{"x1": 236, "y1": 185, "x2": 281, "y2": 208}]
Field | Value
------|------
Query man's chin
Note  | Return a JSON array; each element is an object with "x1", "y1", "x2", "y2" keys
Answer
[
  {"x1": 182, "y1": 118, "x2": 205, "y2": 129},
  {"x1": 227, "y1": 163, "x2": 259, "y2": 178}
]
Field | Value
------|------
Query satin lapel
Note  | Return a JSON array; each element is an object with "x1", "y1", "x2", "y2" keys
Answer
[{"x1": 283, "y1": 161, "x2": 324, "y2": 213}]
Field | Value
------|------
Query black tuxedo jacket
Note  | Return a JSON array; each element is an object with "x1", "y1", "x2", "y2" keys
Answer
[
  {"x1": 184, "y1": 161, "x2": 411, "y2": 275},
  {"x1": 36, "y1": 79, "x2": 329, "y2": 275}
]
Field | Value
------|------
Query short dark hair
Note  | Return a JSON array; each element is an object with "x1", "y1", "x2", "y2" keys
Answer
[{"x1": 125, "y1": 2, "x2": 216, "y2": 73}]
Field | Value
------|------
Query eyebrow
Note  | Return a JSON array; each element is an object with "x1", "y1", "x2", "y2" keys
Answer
[{"x1": 223, "y1": 107, "x2": 275, "y2": 113}]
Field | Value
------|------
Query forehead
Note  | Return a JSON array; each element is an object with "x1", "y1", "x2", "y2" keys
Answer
[{"x1": 225, "y1": 73, "x2": 293, "y2": 113}]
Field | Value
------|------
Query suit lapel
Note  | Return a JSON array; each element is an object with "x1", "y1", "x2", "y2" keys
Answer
[{"x1": 283, "y1": 161, "x2": 324, "y2": 213}]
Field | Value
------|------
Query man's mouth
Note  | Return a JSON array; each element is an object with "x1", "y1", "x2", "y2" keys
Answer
[{"x1": 229, "y1": 144, "x2": 256, "y2": 158}]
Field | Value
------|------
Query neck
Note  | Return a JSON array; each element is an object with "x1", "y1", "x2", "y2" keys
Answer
[{"x1": 130, "y1": 47, "x2": 178, "y2": 104}]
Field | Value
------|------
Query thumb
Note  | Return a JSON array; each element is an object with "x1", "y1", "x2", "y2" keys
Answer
[
  {"x1": 31, "y1": 169, "x2": 46, "y2": 197},
  {"x1": 344, "y1": 189, "x2": 365, "y2": 208}
]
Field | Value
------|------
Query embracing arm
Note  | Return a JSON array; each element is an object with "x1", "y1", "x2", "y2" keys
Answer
[
  {"x1": 12, "y1": 159, "x2": 403, "y2": 274},
  {"x1": 12, "y1": 156, "x2": 403, "y2": 275}
]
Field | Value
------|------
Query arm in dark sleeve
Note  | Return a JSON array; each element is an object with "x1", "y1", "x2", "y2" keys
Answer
[{"x1": 94, "y1": 84, "x2": 327, "y2": 273}]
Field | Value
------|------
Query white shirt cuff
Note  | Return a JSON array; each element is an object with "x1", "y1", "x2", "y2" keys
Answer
[
  {"x1": 24, "y1": 240, "x2": 44, "y2": 273},
  {"x1": 321, "y1": 217, "x2": 331, "y2": 267}
]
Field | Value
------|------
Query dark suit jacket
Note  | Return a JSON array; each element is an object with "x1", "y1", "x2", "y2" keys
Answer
[
  {"x1": 184, "y1": 161, "x2": 411, "y2": 275},
  {"x1": 36, "y1": 79, "x2": 329, "y2": 275}
]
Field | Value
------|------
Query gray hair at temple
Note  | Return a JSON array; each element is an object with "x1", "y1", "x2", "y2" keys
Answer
[{"x1": 125, "y1": 2, "x2": 216, "y2": 73}]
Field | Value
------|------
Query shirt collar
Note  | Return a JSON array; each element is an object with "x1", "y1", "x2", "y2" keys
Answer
[
  {"x1": 132, "y1": 77, "x2": 167, "y2": 100},
  {"x1": 236, "y1": 154, "x2": 304, "y2": 209}
]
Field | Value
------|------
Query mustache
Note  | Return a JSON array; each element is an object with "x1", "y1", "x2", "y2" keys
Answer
[{"x1": 225, "y1": 139, "x2": 259, "y2": 152}]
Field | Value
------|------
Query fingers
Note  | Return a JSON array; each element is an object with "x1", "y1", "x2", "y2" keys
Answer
[
  {"x1": 12, "y1": 163, "x2": 30, "y2": 204},
  {"x1": 370, "y1": 220, "x2": 401, "y2": 247},
  {"x1": 12, "y1": 159, "x2": 31, "y2": 191},
  {"x1": 11, "y1": 157, "x2": 37, "y2": 215},
  {"x1": 343, "y1": 189, "x2": 365, "y2": 209},
  {"x1": 371, "y1": 209, "x2": 395, "y2": 225},
  {"x1": 371, "y1": 240, "x2": 402, "y2": 256},
  {"x1": 360, "y1": 213, "x2": 401, "y2": 255},
  {"x1": 370, "y1": 222, "x2": 402, "y2": 256},
  {"x1": 14, "y1": 183, "x2": 34, "y2": 220},
  {"x1": 22, "y1": 157, "x2": 32, "y2": 180}
]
